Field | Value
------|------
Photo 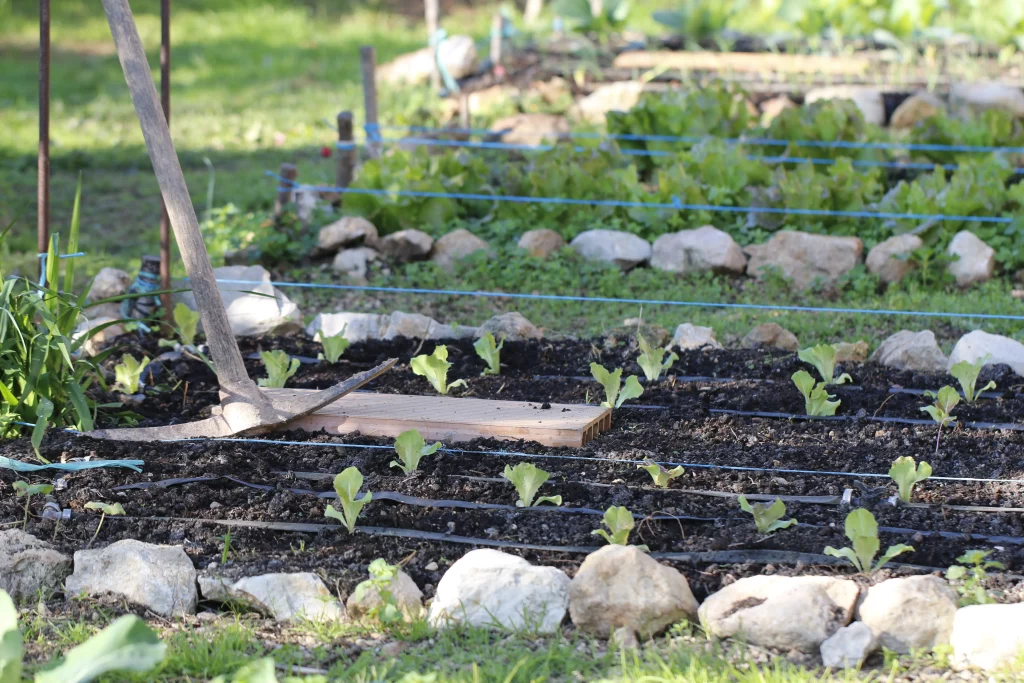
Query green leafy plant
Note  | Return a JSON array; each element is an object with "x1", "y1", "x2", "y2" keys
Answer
[
  {"x1": 888, "y1": 456, "x2": 932, "y2": 504},
  {"x1": 502, "y1": 463, "x2": 562, "y2": 507},
  {"x1": 317, "y1": 327, "x2": 351, "y2": 364},
  {"x1": 738, "y1": 495, "x2": 797, "y2": 535},
  {"x1": 325, "y1": 467, "x2": 372, "y2": 533},
  {"x1": 921, "y1": 385, "x2": 960, "y2": 453},
  {"x1": 636, "y1": 334, "x2": 678, "y2": 382},
  {"x1": 219, "y1": 529, "x2": 232, "y2": 566},
  {"x1": 390, "y1": 429, "x2": 441, "y2": 475},
  {"x1": 13, "y1": 481, "x2": 52, "y2": 530},
  {"x1": 112, "y1": 354, "x2": 150, "y2": 395},
  {"x1": 257, "y1": 350, "x2": 299, "y2": 389},
  {"x1": 411, "y1": 346, "x2": 467, "y2": 395},
  {"x1": 637, "y1": 459, "x2": 684, "y2": 488},
  {"x1": 209, "y1": 657, "x2": 279, "y2": 683},
  {"x1": 473, "y1": 332, "x2": 504, "y2": 376},
  {"x1": 171, "y1": 302, "x2": 200, "y2": 348},
  {"x1": 553, "y1": 0, "x2": 631, "y2": 39},
  {"x1": 83, "y1": 501, "x2": 125, "y2": 542},
  {"x1": 590, "y1": 362, "x2": 644, "y2": 409},
  {"x1": 791, "y1": 370, "x2": 840, "y2": 416},
  {"x1": 798, "y1": 344, "x2": 852, "y2": 385},
  {"x1": 350, "y1": 558, "x2": 405, "y2": 624},
  {"x1": 824, "y1": 508, "x2": 913, "y2": 574},
  {"x1": 592, "y1": 506, "x2": 646, "y2": 550},
  {"x1": 949, "y1": 358, "x2": 996, "y2": 404},
  {"x1": 947, "y1": 550, "x2": 1005, "y2": 606}
]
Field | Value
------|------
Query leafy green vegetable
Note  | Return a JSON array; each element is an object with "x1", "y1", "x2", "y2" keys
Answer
[
  {"x1": 317, "y1": 327, "x2": 351, "y2": 364},
  {"x1": 0, "y1": 590, "x2": 22, "y2": 683},
  {"x1": 791, "y1": 370, "x2": 840, "y2": 416},
  {"x1": 34, "y1": 614, "x2": 166, "y2": 683},
  {"x1": 502, "y1": 463, "x2": 562, "y2": 507},
  {"x1": 636, "y1": 333, "x2": 678, "y2": 382},
  {"x1": 888, "y1": 456, "x2": 932, "y2": 504},
  {"x1": 738, "y1": 496, "x2": 797, "y2": 535},
  {"x1": 590, "y1": 362, "x2": 644, "y2": 409},
  {"x1": 473, "y1": 332, "x2": 504, "y2": 376},
  {"x1": 592, "y1": 506, "x2": 645, "y2": 550},
  {"x1": 824, "y1": 508, "x2": 913, "y2": 574},
  {"x1": 113, "y1": 354, "x2": 151, "y2": 395},
  {"x1": 209, "y1": 657, "x2": 279, "y2": 683},
  {"x1": 325, "y1": 467, "x2": 372, "y2": 533},
  {"x1": 797, "y1": 344, "x2": 851, "y2": 385},
  {"x1": 947, "y1": 550, "x2": 1005, "y2": 607},
  {"x1": 637, "y1": 459, "x2": 684, "y2": 488},
  {"x1": 553, "y1": 0, "x2": 630, "y2": 38},
  {"x1": 759, "y1": 99, "x2": 881, "y2": 161},
  {"x1": 257, "y1": 350, "x2": 299, "y2": 389},
  {"x1": 84, "y1": 501, "x2": 126, "y2": 542},
  {"x1": 921, "y1": 385, "x2": 959, "y2": 454},
  {"x1": 411, "y1": 346, "x2": 467, "y2": 395},
  {"x1": 172, "y1": 302, "x2": 200, "y2": 348},
  {"x1": 390, "y1": 429, "x2": 441, "y2": 476},
  {"x1": 949, "y1": 358, "x2": 996, "y2": 404}
]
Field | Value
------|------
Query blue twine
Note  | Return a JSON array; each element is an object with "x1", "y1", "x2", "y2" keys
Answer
[
  {"x1": 36, "y1": 251, "x2": 86, "y2": 288},
  {"x1": 336, "y1": 142, "x2": 357, "y2": 151},
  {"x1": 364, "y1": 122, "x2": 382, "y2": 144}
]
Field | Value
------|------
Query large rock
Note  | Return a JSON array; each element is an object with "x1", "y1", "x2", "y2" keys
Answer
[
  {"x1": 669, "y1": 323, "x2": 721, "y2": 351},
  {"x1": 952, "y1": 603, "x2": 1024, "y2": 671},
  {"x1": 379, "y1": 229, "x2": 434, "y2": 262},
  {"x1": 745, "y1": 231, "x2": 863, "y2": 290},
  {"x1": 475, "y1": 312, "x2": 542, "y2": 342},
  {"x1": 346, "y1": 569, "x2": 423, "y2": 622},
  {"x1": 518, "y1": 229, "x2": 566, "y2": 259},
  {"x1": 834, "y1": 340, "x2": 870, "y2": 362},
  {"x1": 950, "y1": 82, "x2": 1024, "y2": 118},
  {"x1": 318, "y1": 216, "x2": 378, "y2": 253},
  {"x1": 65, "y1": 540, "x2": 197, "y2": 617},
  {"x1": 820, "y1": 622, "x2": 878, "y2": 670},
  {"x1": 88, "y1": 267, "x2": 131, "y2": 302},
  {"x1": 947, "y1": 231, "x2": 995, "y2": 287},
  {"x1": 201, "y1": 572, "x2": 344, "y2": 622},
  {"x1": 331, "y1": 247, "x2": 379, "y2": 282},
  {"x1": 573, "y1": 82, "x2": 645, "y2": 123},
  {"x1": 866, "y1": 234, "x2": 923, "y2": 284},
  {"x1": 855, "y1": 576, "x2": 958, "y2": 653},
  {"x1": 570, "y1": 229, "x2": 651, "y2": 270},
  {"x1": 0, "y1": 530, "x2": 71, "y2": 604},
  {"x1": 305, "y1": 311, "x2": 473, "y2": 343},
  {"x1": 568, "y1": 545, "x2": 699, "y2": 639},
  {"x1": 742, "y1": 323, "x2": 799, "y2": 352},
  {"x1": 805, "y1": 86, "x2": 885, "y2": 125},
  {"x1": 890, "y1": 92, "x2": 945, "y2": 129},
  {"x1": 870, "y1": 330, "x2": 947, "y2": 373},
  {"x1": 948, "y1": 330, "x2": 1024, "y2": 377},
  {"x1": 378, "y1": 35, "x2": 478, "y2": 86},
  {"x1": 428, "y1": 549, "x2": 569, "y2": 633},
  {"x1": 177, "y1": 265, "x2": 301, "y2": 337},
  {"x1": 698, "y1": 575, "x2": 859, "y2": 653},
  {"x1": 383, "y1": 311, "x2": 475, "y2": 341},
  {"x1": 492, "y1": 113, "x2": 570, "y2": 147},
  {"x1": 431, "y1": 229, "x2": 490, "y2": 271},
  {"x1": 650, "y1": 226, "x2": 746, "y2": 275},
  {"x1": 468, "y1": 85, "x2": 519, "y2": 115}
]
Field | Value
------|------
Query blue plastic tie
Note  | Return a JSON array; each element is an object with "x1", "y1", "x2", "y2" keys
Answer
[{"x1": 36, "y1": 251, "x2": 86, "y2": 288}]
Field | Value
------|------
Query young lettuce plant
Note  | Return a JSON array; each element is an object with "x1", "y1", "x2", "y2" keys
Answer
[
  {"x1": 325, "y1": 467, "x2": 372, "y2": 533},
  {"x1": 798, "y1": 344, "x2": 852, "y2": 385},
  {"x1": 502, "y1": 463, "x2": 562, "y2": 507},
  {"x1": 947, "y1": 549, "x2": 1004, "y2": 606},
  {"x1": 317, "y1": 325, "x2": 351, "y2": 364},
  {"x1": 636, "y1": 334, "x2": 677, "y2": 382},
  {"x1": 172, "y1": 302, "x2": 200, "y2": 348},
  {"x1": 825, "y1": 508, "x2": 913, "y2": 574},
  {"x1": 791, "y1": 370, "x2": 840, "y2": 416},
  {"x1": 113, "y1": 354, "x2": 150, "y2": 395},
  {"x1": 84, "y1": 501, "x2": 125, "y2": 542},
  {"x1": 888, "y1": 456, "x2": 932, "y2": 503},
  {"x1": 738, "y1": 496, "x2": 797, "y2": 535},
  {"x1": 13, "y1": 481, "x2": 53, "y2": 530},
  {"x1": 257, "y1": 350, "x2": 299, "y2": 389},
  {"x1": 638, "y1": 459, "x2": 684, "y2": 488},
  {"x1": 590, "y1": 362, "x2": 644, "y2": 409},
  {"x1": 949, "y1": 358, "x2": 996, "y2": 404},
  {"x1": 473, "y1": 332, "x2": 504, "y2": 376},
  {"x1": 390, "y1": 429, "x2": 441, "y2": 475},
  {"x1": 921, "y1": 385, "x2": 959, "y2": 454},
  {"x1": 592, "y1": 506, "x2": 647, "y2": 551},
  {"x1": 411, "y1": 346, "x2": 467, "y2": 395}
]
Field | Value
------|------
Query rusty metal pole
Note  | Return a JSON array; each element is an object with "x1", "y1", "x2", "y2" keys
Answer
[
  {"x1": 38, "y1": 0, "x2": 50, "y2": 264},
  {"x1": 159, "y1": 0, "x2": 172, "y2": 321}
]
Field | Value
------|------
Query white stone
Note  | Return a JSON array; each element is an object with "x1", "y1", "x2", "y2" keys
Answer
[
  {"x1": 745, "y1": 231, "x2": 863, "y2": 290},
  {"x1": 383, "y1": 311, "x2": 474, "y2": 341},
  {"x1": 0, "y1": 530, "x2": 71, "y2": 604},
  {"x1": 820, "y1": 622, "x2": 878, "y2": 670},
  {"x1": 379, "y1": 229, "x2": 434, "y2": 262},
  {"x1": 331, "y1": 247, "x2": 379, "y2": 281},
  {"x1": 428, "y1": 549, "x2": 569, "y2": 633},
  {"x1": 569, "y1": 545, "x2": 699, "y2": 639},
  {"x1": 295, "y1": 189, "x2": 320, "y2": 222},
  {"x1": 573, "y1": 82, "x2": 645, "y2": 123},
  {"x1": 870, "y1": 330, "x2": 948, "y2": 374},
  {"x1": 952, "y1": 603, "x2": 1024, "y2": 671},
  {"x1": 698, "y1": 575, "x2": 859, "y2": 653},
  {"x1": 805, "y1": 86, "x2": 886, "y2": 125},
  {"x1": 759, "y1": 95, "x2": 797, "y2": 127},
  {"x1": 866, "y1": 234, "x2": 923, "y2": 284},
  {"x1": 65, "y1": 540, "x2": 197, "y2": 617},
  {"x1": 951, "y1": 82, "x2": 1024, "y2": 118},
  {"x1": 378, "y1": 35, "x2": 478, "y2": 86},
  {"x1": 431, "y1": 229, "x2": 490, "y2": 271},
  {"x1": 570, "y1": 229, "x2": 652, "y2": 270},
  {"x1": 742, "y1": 323, "x2": 799, "y2": 352},
  {"x1": 947, "y1": 231, "x2": 995, "y2": 287},
  {"x1": 318, "y1": 216, "x2": 378, "y2": 253},
  {"x1": 475, "y1": 312, "x2": 542, "y2": 342},
  {"x1": 650, "y1": 226, "x2": 746, "y2": 275},
  {"x1": 346, "y1": 569, "x2": 424, "y2": 622},
  {"x1": 855, "y1": 576, "x2": 958, "y2": 653},
  {"x1": 669, "y1": 323, "x2": 721, "y2": 351},
  {"x1": 948, "y1": 330, "x2": 1024, "y2": 377},
  {"x1": 176, "y1": 265, "x2": 301, "y2": 337},
  {"x1": 88, "y1": 267, "x2": 131, "y2": 302},
  {"x1": 518, "y1": 229, "x2": 566, "y2": 259},
  {"x1": 306, "y1": 312, "x2": 386, "y2": 343},
  {"x1": 200, "y1": 572, "x2": 344, "y2": 622},
  {"x1": 492, "y1": 113, "x2": 570, "y2": 147},
  {"x1": 890, "y1": 92, "x2": 945, "y2": 129}
]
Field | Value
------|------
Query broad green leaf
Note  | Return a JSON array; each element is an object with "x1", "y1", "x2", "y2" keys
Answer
[
  {"x1": 593, "y1": 506, "x2": 635, "y2": 545},
  {"x1": 35, "y1": 615, "x2": 165, "y2": 683},
  {"x1": 638, "y1": 459, "x2": 684, "y2": 488},
  {"x1": 791, "y1": 370, "x2": 816, "y2": 399},
  {"x1": 738, "y1": 496, "x2": 796, "y2": 535},
  {"x1": 616, "y1": 375, "x2": 644, "y2": 408},
  {"x1": 473, "y1": 332, "x2": 503, "y2": 376},
  {"x1": 949, "y1": 358, "x2": 996, "y2": 404},
  {"x1": 888, "y1": 456, "x2": 932, "y2": 503},
  {"x1": 872, "y1": 543, "x2": 914, "y2": 573},
  {"x1": 172, "y1": 303, "x2": 200, "y2": 348},
  {"x1": 257, "y1": 350, "x2": 299, "y2": 389},
  {"x1": 411, "y1": 346, "x2": 466, "y2": 395},
  {"x1": 84, "y1": 502, "x2": 125, "y2": 516},
  {"x1": 0, "y1": 590, "x2": 23, "y2": 683},
  {"x1": 503, "y1": 463, "x2": 559, "y2": 508},
  {"x1": 390, "y1": 429, "x2": 441, "y2": 475},
  {"x1": 824, "y1": 546, "x2": 864, "y2": 572},
  {"x1": 636, "y1": 334, "x2": 677, "y2": 382},
  {"x1": 113, "y1": 354, "x2": 151, "y2": 395},
  {"x1": 328, "y1": 467, "x2": 372, "y2": 533}
]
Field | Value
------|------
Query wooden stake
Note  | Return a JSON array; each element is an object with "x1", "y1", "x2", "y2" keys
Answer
[
  {"x1": 424, "y1": 0, "x2": 440, "y2": 91},
  {"x1": 360, "y1": 46, "x2": 380, "y2": 159},
  {"x1": 459, "y1": 92, "x2": 471, "y2": 130},
  {"x1": 274, "y1": 162, "x2": 297, "y2": 220},
  {"x1": 335, "y1": 111, "x2": 355, "y2": 206},
  {"x1": 159, "y1": 0, "x2": 172, "y2": 324},
  {"x1": 490, "y1": 14, "x2": 503, "y2": 71}
]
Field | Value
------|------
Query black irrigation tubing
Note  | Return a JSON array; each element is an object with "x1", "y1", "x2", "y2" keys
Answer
[
  {"x1": 706, "y1": 407, "x2": 1024, "y2": 431},
  {"x1": 888, "y1": 387, "x2": 1005, "y2": 400}
]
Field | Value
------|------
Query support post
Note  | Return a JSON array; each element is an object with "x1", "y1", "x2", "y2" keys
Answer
[
  {"x1": 38, "y1": 0, "x2": 50, "y2": 263},
  {"x1": 459, "y1": 92, "x2": 470, "y2": 130},
  {"x1": 360, "y1": 46, "x2": 380, "y2": 159},
  {"x1": 335, "y1": 111, "x2": 355, "y2": 206},
  {"x1": 424, "y1": 0, "x2": 440, "y2": 91},
  {"x1": 274, "y1": 163, "x2": 297, "y2": 221},
  {"x1": 159, "y1": 0, "x2": 172, "y2": 322},
  {"x1": 490, "y1": 13, "x2": 503, "y2": 74}
]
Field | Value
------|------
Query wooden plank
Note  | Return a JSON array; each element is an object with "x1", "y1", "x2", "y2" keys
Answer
[
  {"x1": 262, "y1": 390, "x2": 612, "y2": 448},
  {"x1": 612, "y1": 51, "x2": 870, "y2": 76}
]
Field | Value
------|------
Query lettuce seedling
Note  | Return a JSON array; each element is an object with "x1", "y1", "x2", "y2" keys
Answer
[
  {"x1": 798, "y1": 344, "x2": 852, "y2": 385},
  {"x1": 113, "y1": 354, "x2": 151, "y2": 395},
  {"x1": 947, "y1": 549, "x2": 1004, "y2": 606},
  {"x1": 590, "y1": 362, "x2": 644, "y2": 409},
  {"x1": 257, "y1": 350, "x2": 299, "y2": 389},
  {"x1": 949, "y1": 358, "x2": 996, "y2": 404},
  {"x1": 888, "y1": 456, "x2": 932, "y2": 503},
  {"x1": 317, "y1": 325, "x2": 351, "y2": 364},
  {"x1": 172, "y1": 302, "x2": 200, "y2": 348},
  {"x1": 473, "y1": 332, "x2": 504, "y2": 376},
  {"x1": 592, "y1": 506, "x2": 646, "y2": 550},
  {"x1": 84, "y1": 501, "x2": 125, "y2": 542},
  {"x1": 637, "y1": 459, "x2": 684, "y2": 488},
  {"x1": 791, "y1": 370, "x2": 840, "y2": 416},
  {"x1": 350, "y1": 558, "x2": 407, "y2": 624},
  {"x1": 824, "y1": 508, "x2": 913, "y2": 574},
  {"x1": 13, "y1": 481, "x2": 53, "y2": 530},
  {"x1": 738, "y1": 496, "x2": 797, "y2": 535},
  {"x1": 390, "y1": 429, "x2": 441, "y2": 475},
  {"x1": 502, "y1": 463, "x2": 562, "y2": 507},
  {"x1": 636, "y1": 334, "x2": 678, "y2": 382},
  {"x1": 921, "y1": 385, "x2": 959, "y2": 454},
  {"x1": 411, "y1": 346, "x2": 467, "y2": 395},
  {"x1": 325, "y1": 467, "x2": 372, "y2": 533}
]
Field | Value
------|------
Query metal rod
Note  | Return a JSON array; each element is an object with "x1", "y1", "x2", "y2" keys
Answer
[
  {"x1": 38, "y1": 0, "x2": 50, "y2": 262},
  {"x1": 360, "y1": 46, "x2": 379, "y2": 159},
  {"x1": 335, "y1": 111, "x2": 355, "y2": 207},
  {"x1": 159, "y1": 0, "x2": 172, "y2": 322}
]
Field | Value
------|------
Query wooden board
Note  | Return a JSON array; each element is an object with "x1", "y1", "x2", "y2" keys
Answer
[
  {"x1": 261, "y1": 390, "x2": 612, "y2": 448},
  {"x1": 612, "y1": 51, "x2": 870, "y2": 75}
]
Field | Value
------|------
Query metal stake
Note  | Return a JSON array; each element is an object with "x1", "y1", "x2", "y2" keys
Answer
[{"x1": 38, "y1": 0, "x2": 50, "y2": 263}]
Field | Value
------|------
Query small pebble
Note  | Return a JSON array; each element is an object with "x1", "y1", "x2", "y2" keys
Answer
[
  {"x1": 425, "y1": 561, "x2": 439, "y2": 572},
  {"x1": 209, "y1": 502, "x2": 222, "y2": 510},
  {"x1": 207, "y1": 561, "x2": 219, "y2": 571},
  {"x1": 267, "y1": 559, "x2": 283, "y2": 570}
]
